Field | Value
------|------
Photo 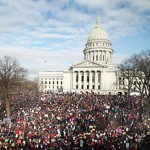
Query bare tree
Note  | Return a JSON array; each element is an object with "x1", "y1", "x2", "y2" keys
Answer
[
  {"x1": 33, "y1": 77, "x2": 40, "y2": 92},
  {"x1": 0, "y1": 55, "x2": 27, "y2": 118},
  {"x1": 130, "y1": 50, "x2": 150, "y2": 117},
  {"x1": 20, "y1": 78, "x2": 40, "y2": 95},
  {"x1": 119, "y1": 50, "x2": 150, "y2": 116},
  {"x1": 119, "y1": 60, "x2": 135, "y2": 108},
  {"x1": 129, "y1": 57, "x2": 147, "y2": 100}
]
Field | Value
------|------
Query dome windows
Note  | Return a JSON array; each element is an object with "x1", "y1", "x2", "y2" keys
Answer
[{"x1": 86, "y1": 42, "x2": 112, "y2": 48}]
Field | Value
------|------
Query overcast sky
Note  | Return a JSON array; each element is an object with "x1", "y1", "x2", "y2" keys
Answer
[{"x1": 0, "y1": 0, "x2": 150, "y2": 79}]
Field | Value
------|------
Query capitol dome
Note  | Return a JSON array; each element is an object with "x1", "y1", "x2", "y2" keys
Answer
[
  {"x1": 83, "y1": 17, "x2": 113, "y2": 64},
  {"x1": 87, "y1": 18, "x2": 109, "y2": 42}
]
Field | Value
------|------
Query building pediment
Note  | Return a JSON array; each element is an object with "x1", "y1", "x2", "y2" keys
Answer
[{"x1": 71, "y1": 60, "x2": 105, "y2": 68}]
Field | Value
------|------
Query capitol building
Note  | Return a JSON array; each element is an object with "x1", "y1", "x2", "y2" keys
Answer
[{"x1": 39, "y1": 18, "x2": 123, "y2": 94}]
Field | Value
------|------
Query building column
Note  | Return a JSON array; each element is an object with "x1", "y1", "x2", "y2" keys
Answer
[
  {"x1": 86, "y1": 52, "x2": 88, "y2": 61},
  {"x1": 92, "y1": 51, "x2": 94, "y2": 61},
  {"x1": 97, "y1": 50, "x2": 99, "y2": 61},
  {"x1": 83, "y1": 71, "x2": 86, "y2": 90},
  {"x1": 73, "y1": 71, "x2": 78, "y2": 89},
  {"x1": 106, "y1": 51, "x2": 108, "y2": 63},
  {"x1": 101, "y1": 50, "x2": 103, "y2": 61},
  {"x1": 103, "y1": 51, "x2": 105, "y2": 62},
  {"x1": 78, "y1": 71, "x2": 81, "y2": 90},
  {"x1": 100, "y1": 51, "x2": 102, "y2": 61},
  {"x1": 98, "y1": 71, "x2": 101, "y2": 89},
  {"x1": 95, "y1": 71, "x2": 98, "y2": 90},
  {"x1": 94, "y1": 51, "x2": 96, "y2": 61},
  {"x1": 91, "y1": 51, "x2": 93, "y2": 61},
  {"x1": 95, "y1": 51, "x2": 97, "y2": 61},
  {"x1": 87, "y1": 71, "x2": 89, "y2": 90},
  {"x1": 89, "y1": 71, "x2": 92, "y2": 90}
]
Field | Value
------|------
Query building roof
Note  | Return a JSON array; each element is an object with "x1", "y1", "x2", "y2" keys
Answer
[{"x1": 87, "y1": 17, "x2": 109, "y2": 42}]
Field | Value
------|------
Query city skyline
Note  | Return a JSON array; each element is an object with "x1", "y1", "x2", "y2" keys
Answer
[{"x1": 0, "y1": 0, "x2": 150, "y2": 79}]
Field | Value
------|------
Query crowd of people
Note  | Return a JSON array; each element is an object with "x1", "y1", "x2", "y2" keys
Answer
[{"x1": 0, "y1": 91, "x2": 149, "y2": 150}]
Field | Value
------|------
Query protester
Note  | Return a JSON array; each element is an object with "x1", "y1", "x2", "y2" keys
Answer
[{"x1": 0, "y1": 91, "x2": 149, "y2": 150}]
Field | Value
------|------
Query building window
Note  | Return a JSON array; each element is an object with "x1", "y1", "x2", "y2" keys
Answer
[
  {"x1": 81, "y1": 85, "x2": 83, "y2": 89},
  {"x1": 96, "y1": 55, "x2": 98, "y2": 61},
  {"x1": 123, "y1": 78, "x2": 125, "y2": 85},
  {"x1": 87, "y1": 85, "x2": 89, "y2": 89},
  {"x1": 98, "y1": 72, "x2": 101, "y2": 83},
  {"x1": 53, "y1": 81, "x2": 55, "y2": 84},
  {"x1": 49, "y1": 78, "x2": 51, "y2": 80},
  {"x1": 49, "y1": 81, "x2": 51, "y2": 84},
  {"x1": 119, "y1": 77, "x2": 121, "y2": 85},
  {"x1": 45, "y1": 86, "x2": 47, "y2": 88},
  {"x1": 100, "y1": 55, "x2": 101, "y2": 61},
  {"x1": 45, "y1": 78, "x2": 47, "y2": 80},
  {"x1": 93, "y1": 56, "x2": 94, "y2": 61},
  {"x1": 41, "y1": 81, "x2": 43, "y2": 84},
  {"x1": 53, "y1": 78, "x2": 55, "y2": 80},
  {"x1": 98, "y1": 85, "x2": 100, "y2": 89},
  {"x1": 87, "y1": 73, "x2": 89, "y2": 82},
  {"x1": 57, "y1": 81, "x2": 58, "y2": 84},
  {"x1": 92, "y1": 72, "x2": 95, "y2": 82},
  {"x1": 45, "y1": 81, "x2": 47, "y2": 84},
  {"x1": 81, "y1": 72, "x2": 84, "y2": 82},
  {"x1": 103, "y1": 55, "x2": 104, "y2": 61},
  {"x1": 76, "y1": 85, "x2": 78, "y2": 89},
  {"x1": 57, "y1": 78, "x2": 59, "y2": 80},
  {"x1": 61, "y1": 81, "x2": 63, "y2": 84},
  {"x1": 92, "y1": 85, "x2": 95, "y2": 89},
  {"x1": 76, "y1": 73, "x2": 78, "y2": 82}
]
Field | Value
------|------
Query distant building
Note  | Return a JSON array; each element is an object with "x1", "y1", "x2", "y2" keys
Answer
[
  {"x1": 39, "y1": 18, "x2": 123, "y2": 94},
  {"x1": 39, "y1": 71, "x2": 63, "y2": 93}
]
